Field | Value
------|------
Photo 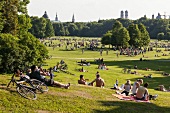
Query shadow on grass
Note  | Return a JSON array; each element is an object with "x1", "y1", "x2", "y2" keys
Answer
[
  {"x1": 130, "y1": 76, "x2": 170, "y2": 90},
  {"x1": 89, "y1": 58, "x2": 170, "y2": 73},
  {"x1": 0, "y1": 85, "x2": 16, "y2": 93},
  {"x1": 94, "y1": 100, "x2": 170, "y2": 113},
  {"x1": 89, "y1": 58, "x2": 170, "y2": 90}
]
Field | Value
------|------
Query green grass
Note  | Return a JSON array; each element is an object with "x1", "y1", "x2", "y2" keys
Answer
[{"x1": 1, "y1": 38, "x2": 170, "y2": 113}]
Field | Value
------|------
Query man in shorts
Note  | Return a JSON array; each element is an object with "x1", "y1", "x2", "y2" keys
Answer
[
  {"x1": 90, "y1": 74, "x2": 105, "y2": 88},
  {"x1": 29, "y1": 65, "x2": 70, "y2": 89}
]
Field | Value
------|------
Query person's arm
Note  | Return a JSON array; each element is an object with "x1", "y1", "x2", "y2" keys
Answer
[
  {"x1": 90, "y1": 79, "x2": 96, "y2": 86},
  {"x1": 145, "y1": 89, "x2": 149, "y2": 100}
]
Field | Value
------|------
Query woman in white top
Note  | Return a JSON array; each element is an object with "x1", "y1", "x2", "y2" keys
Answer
[{"x1": 121, "y1": 80, "x2": 131, "y2": 96}]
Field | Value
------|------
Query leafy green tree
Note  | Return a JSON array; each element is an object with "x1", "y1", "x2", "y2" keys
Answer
[
  {"x1": 53, "y1": 23, "x2": 66, "y2": 36},
  {"x1": 165, "y1": 32, "x2": 170, "y2": 40},
  {"x1": 127, "y1": 24, "x2": 141, "y2": 48},
  {"x1": 157, "y1": 32, "x2": 165, "y2": 41},
  {"x1": 117, "y1": 27, "x2": 130, "y2": 48},
  {"x1": 0, "y1": 34, "x2": 24, "y2": 72},
  {"x1": 138, "y1": 23, "x2": 150, "y2": 47},
  {"x1": 18, "y1": 0, "x2": 30, "y2": 14},
  {"x1": 111, "y1": 20, "x2": 123, "y2": 47},
  {"x1": 19, "y1": 33, "x2": 48, "y2": 66},
  {"x1": 67, "y1": 23, "x2": 78, "y2": 36},
  {"x1": 101, "y1": 31, "x2": 112, "y2": 47},
  {"x1": 0, "y1": 1, "x2": 4, "y2": 33},
  {"x1": 1, "y1": 0, "x2": 18, "y2": 35},
  {"x1": 29, "y1": 16, "x2": 47, "y2": 38},
  {"x1": 18, "y1": 14, "x2": 32, "y2": 37},
  {"x1": 45, "y1": 19, "x2": 55, "y2": 38}
]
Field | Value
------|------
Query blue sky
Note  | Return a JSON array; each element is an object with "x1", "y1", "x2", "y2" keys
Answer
[{"x1": 28, "y1": 0, "x2": 170, "y2": 22}]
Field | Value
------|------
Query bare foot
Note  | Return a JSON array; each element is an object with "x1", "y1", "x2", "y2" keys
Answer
[{"x1": 64, "y1": 83, "x2": 70, "y2": 89}]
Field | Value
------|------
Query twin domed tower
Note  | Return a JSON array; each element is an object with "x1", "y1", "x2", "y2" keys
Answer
[{"x1": 120, "y1": 10, "x2": 128, "y2": 19}]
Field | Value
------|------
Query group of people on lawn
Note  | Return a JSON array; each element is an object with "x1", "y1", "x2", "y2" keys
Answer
[
  {"x1": 113, "y1": 79, "x2": 159, "y2": 100},
  {"x1": 14, "y1": 62, "x2": 167, "y2": 101}
]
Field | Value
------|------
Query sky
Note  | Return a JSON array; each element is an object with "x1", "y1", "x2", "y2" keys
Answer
[{"x1": 28, "y1": 0, "x2": 170, "y2": 22}]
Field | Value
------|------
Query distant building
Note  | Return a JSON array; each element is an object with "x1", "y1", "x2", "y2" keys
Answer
[
  {"x1": 72, "y1": 14, "x2": 75, "y2": 23},
  {"x1": 120, "y1": 10, "x2": 124, "y2": 19},
  {"x1": 125, "y1": 10, "x2": 128, "y2": 19},
  {"x1": 156, "y1": 13, "x2": 161, "y2": 19},
  {"x1": 152, "y1": 14, "x2": 154, "y2": 19},
  {"x1": 55, "y1": 12, "x2": 59, "y2": 21},
  {"x1": 42, "y1": 11, "x2": 49, "y2": 19}
]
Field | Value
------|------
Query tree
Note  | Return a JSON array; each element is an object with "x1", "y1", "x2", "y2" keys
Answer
[
  {"x1": 117, "y1": 27, "x2": 130, "y2": 48},
  {"x1": 165, "y1": 32, "x2": 170, "y2": 40},
  {"x1": 111, "y1": 20, "x2": 123, "y2": 47},
  {"x1": 29, "y1": 16, "x2": 47, "y2": 38},
  {"x1": 1, "y1": 0, "x2": 19, "y2": 35},
  {"x1": 18, "y1": 14, "x2": 32, "y2": 37},
  {"x1": 101, "y1": 31, "x2": 112, "y2": 47},
  {"x1": 127, "y1": 24, "x2": 141, "y2": 48},
  {"x1": 138, "y1": 23, "x2": 150, "y2": 47},
  {"x1": 0, "y1": 1, "x2": 4, "y2": 33},
  {"x1": 157, "y1": 32, "x2": 164, "y2": 41},
  {"x1": 45, "y1": 19, "x2": 55, "y2": 38},
  {"x1": 67, "y1": 23, "x2": 78, "y2": 36}
]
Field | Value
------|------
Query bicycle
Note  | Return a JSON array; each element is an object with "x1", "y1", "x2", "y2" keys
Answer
[
  {"x1": 7, "y1": 74, "x2": 37, "y2": 100},
  {"x1": 22, "y1": 77, "x2": 48, "y2": 93}
]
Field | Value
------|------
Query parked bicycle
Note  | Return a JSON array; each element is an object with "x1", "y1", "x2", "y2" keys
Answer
[{"x1": 7, "y1": 73, "x2": 37, "y2": 100}]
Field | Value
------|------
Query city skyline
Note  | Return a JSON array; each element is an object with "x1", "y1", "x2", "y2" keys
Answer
[{"x1": 28, "y1": 0, "x2": 170, "y2": 22}]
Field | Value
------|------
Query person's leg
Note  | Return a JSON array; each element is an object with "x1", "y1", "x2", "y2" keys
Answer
[
  {"x1": 125, "y1": 91, "x2": 129, "y2": 96},
  {"x1": 121, "y1": 91, "x2": 126, "y2": 94},
  {"x1": 53, "y1": 81, "x2": 70, "y2": 89}
]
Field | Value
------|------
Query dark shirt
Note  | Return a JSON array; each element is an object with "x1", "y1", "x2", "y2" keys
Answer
[{"x1": 29, "y1": 71, "x2": 45, "y2": 82}]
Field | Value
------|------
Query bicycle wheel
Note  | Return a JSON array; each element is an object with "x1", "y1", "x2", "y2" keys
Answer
[
  {"x1": 16, "y1": 86, "x2": 37, "y2": 100},
  {"x1": 30, "y1": 79, "x2": 48, "y2": 93}
]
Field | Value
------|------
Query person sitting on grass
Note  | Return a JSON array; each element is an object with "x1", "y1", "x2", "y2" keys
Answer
[
  {"x1": 90, "y1": 74, "x2": 105, "y2": 88},
  {"x1": 136, "y1": 83, "x2": 149, "y2": 100},
  {"x1": 78, "y1": 75, "x2": 89, "y2": 85},
  {"x1": 131, "y1": 79, "x2": 143, "y2": 95},
  {"x1": 121, "y1": 80, "x2": 131, "y2": 96},
  {"x1": 134, "y1": 65, "x2": 138, "y2": 69},
  {"x1": 29, "y1": 65, "x2": 70, "y2": 89},
  {"x1": 79, "y1": 67, "x2": 88, "y2": 72}
]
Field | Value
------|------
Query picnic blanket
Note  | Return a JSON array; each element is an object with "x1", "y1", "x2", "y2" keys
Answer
[{"x1": 112, "y1": 94, "x2": 150, "y2": 103}]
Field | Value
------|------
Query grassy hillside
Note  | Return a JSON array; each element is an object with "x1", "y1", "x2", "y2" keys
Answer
[{"x1": 0, "y1": 38, "x2": 170, "y2": 113}]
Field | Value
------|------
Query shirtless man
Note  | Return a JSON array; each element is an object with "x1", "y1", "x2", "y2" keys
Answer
[
  {"x1": 90, "y1": 75, "x2": 105, "y2": 88},
  {"x1": 131, "y1": 79, "x2": 143, "y2": 95},
  {"x1": 136, "y1": 83, "x2": 149, "y2": 100}
]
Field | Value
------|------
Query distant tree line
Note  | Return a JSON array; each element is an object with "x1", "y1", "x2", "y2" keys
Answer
[
  {"x1": 101, "y1": 20, "x2": 150, "y2": 48},
  {"x1": 29, "y1": 16, "x2": 170, "y2": 41},
  {"x1": 0, "y1": 0, "x2": 48, "y2": 73}
]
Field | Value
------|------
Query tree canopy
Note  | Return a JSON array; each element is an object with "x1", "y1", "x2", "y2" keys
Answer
[{"x1": 0, "y1": 0, "x2": 48, "y2": 73}]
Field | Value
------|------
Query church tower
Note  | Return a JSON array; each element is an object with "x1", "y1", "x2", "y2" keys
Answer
[
  {"x1": 55, "y1": 12, "x2": 59, "y2": 21},
  {"x1": 72, "y1": 14, "x2": 75, "y2": 23},
  {"x1": 120, "y1": 11, "x2": 124, "y2": 19},
  {"x1": 125, "y1": 10, "x2": 128, "y2": 19},
  {"x1": 42, "y1": 11, "x2": 49, "y2": 19}
]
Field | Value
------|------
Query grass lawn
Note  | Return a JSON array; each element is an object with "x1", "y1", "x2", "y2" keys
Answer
[{"x1": 0, "y1": 38, "x2": 170, "y2": 113}]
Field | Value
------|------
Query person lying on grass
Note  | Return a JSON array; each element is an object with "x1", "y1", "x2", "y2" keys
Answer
[
  {"x1": 14, "y1": 69, "x2": 30, "y2": 81},
  {"x1": 29, "y1": 65, "x2": 70, "y2": 89},
  {"x1": 90, "y1": 74, "x2": 105, "y2": 88},
  {"x1": 155, "y1": 85, "x2": 170, "y2": 92}
]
